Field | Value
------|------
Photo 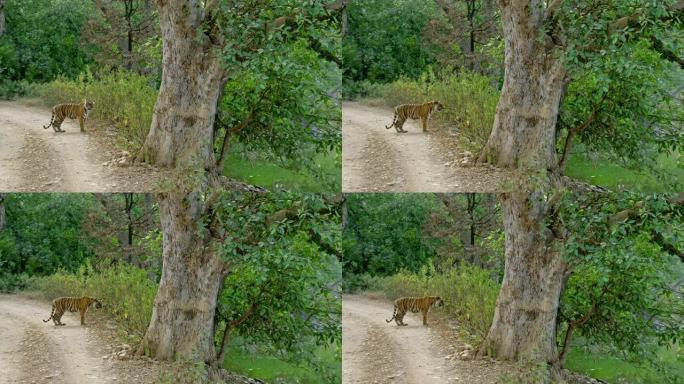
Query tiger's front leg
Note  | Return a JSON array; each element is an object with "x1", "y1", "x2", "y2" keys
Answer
[
  {"x1": 79, "y1": 310, "x2": 86, "y2": 325},
  {"x1": 421, "y1": 117, "x2": 428, "y2": 132},
  {"x1": 422, "y1": 310, "x2": 428, "y2": 326},
  {"x1": 79, "y1": 117, "x2": 85, "y2": 132}
]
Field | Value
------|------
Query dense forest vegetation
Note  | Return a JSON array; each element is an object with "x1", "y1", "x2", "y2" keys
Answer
[
  {"x1": 0, "y1": 192, "x2": 341, "y2": 382},
  {"x1": 0, "y1": 0, "x2": 341, "y2": 191},
  {"x1": 343, "y1": 193, "x2": 684, "y2": 383},
  {"x1": 343, "y1": 0, "x2": 684, "y2": 192}
]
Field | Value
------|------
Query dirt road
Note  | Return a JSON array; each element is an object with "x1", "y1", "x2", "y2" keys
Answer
[
  {"x1": 342, "y1": 295, "x2": 508, "y2": 384},
  {"x1": 342, "y1": 102, "x2": 512, "y2": 192},
  {"x1": 0, "y1": 294, "x2": 166, "y2": 384},
  {"x1": 0, "y1": 101, "x2": 163, "y2": 192}
]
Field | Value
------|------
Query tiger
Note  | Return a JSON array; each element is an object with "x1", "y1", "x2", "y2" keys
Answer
[
  {"x1": 385, "y1": 296, "x2": 444, "y2": 327},
  {"x1": 42, "y1": 99, "x2": 95, "y2": 133},
  {"x1": 42, "y1": 296, "x2": 102, "y2": 326},
  {"x1": 385, "y1": 101, "x2": 444, "y2": 133}
]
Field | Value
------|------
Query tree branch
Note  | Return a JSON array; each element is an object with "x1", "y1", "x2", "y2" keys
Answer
[{"x1": 558, "y1": 90, "x2": 610, "y2": 172}]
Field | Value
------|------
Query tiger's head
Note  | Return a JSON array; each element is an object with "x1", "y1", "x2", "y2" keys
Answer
[
  {"x1": 430, "y1": 101, "x2": 444, "y2": 112},
  {"x1": 89, "y1": 297, "x2": 103, "y2": 309},
  {"x1": 83, "y1": 99, "x2": 95, "y2": 111},
  {"x1": 433, "y1": 296, "x2": 444, "y2": 307}
]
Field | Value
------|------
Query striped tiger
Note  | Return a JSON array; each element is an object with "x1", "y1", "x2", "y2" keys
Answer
[
  {"x1": 42, "y1": 99, "x2": 95, "y2": 133},
  {"x1": 385, "y1": 101, "x2": 444, "y2": 133},
  {"x1": 385, "y1": 296, "x2": 444, "y2": 326},
  {"x1": 43, "y1": 296, "x2": 102, "y2": 326}
]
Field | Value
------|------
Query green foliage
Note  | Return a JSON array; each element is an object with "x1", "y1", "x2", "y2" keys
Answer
[
  {"x1": 212, "y1": 191, "x2": 341, "y2": 378},
  {"x1": 560, "y1": 192, "x2": 684, "y2": 372},
  {"x1": 0, "y1": 79, "x2": 35, "y2": 100},
  {"x1": 343, "y1": 193, "x2": 439, "y2": 277},
  {"x1": 376, "y1": 70, "x2": 499, "y2": 152},
  {"x1": 218, "y1": 38, "x2": 341, "y2": 166},
  {"x1": 222, "y1": 145, "x2": 340, "y2": 192},
  {"x1": 565, "y1": 150, "x2": 684, "y2": 193},
  {"x1": 559, "y1": 40, "x2": 683, "y2": 173},
  {"x1": 0, "y1": 0, "x2": 96, "y2": 84},
  {"x1": 373, "y1": 263, "x2": 499, "y2": 344},
  {"x1": 342, "y1": 0, "x2": 440, "y2": 84},
  {"x1": 0, "y1": 272, "x2": 30, "y2": 293},
  {"x1": 566, "y1": 343, "x2": 684, "y2": 384},
  {"x1": 0, "y1": 194, "x2": 96, "y2": 276},
  {"x1": 31, "y1": 263, "x2": 157, "y2": 341},
  {"x1": 223, "y1": 341, "x2": 340, "y2": 384}
]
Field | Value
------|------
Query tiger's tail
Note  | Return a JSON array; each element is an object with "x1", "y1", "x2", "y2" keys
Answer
[
  {"x1": 385, "y1": 305, "x2": 397, "y2": 323},
  {"x1": 385, "y1": 112, "x2": 398, "y2": 130},
  {"x1": 43, "y1": 305, "x2": 55, "y2": 323},
  {"x1": 43, "y1": 111, "x2": 55, "y2": 130}
]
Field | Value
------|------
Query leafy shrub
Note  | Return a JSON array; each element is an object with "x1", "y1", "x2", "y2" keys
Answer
[
  {"x1": 342, "y1": 273, "x2": 376, "y2": 293},
  {"x1": 376, "y1": 70, "x2": 499, "y2": 152},
  {"x1": 0, "y1": 272, "x2": 30, "y2": 293},
  {"x1": 342, "y1": 79, "x2": 377, "y2": 100},
  {"x1": 31, "y1": 263, "x2": 157, "y2": 340},
  {"x1": 36, "y1": 71, "x2": 157, "y2": 152},
  {"x1": 0, "y1": 79, "x2": 36, "y2": 100},
  {"x1": 373, "y1": 263, "x2": 499, "y2": 344},
  {"x1": 0, "y1": 194, "x2": 96, "y2": 276}
]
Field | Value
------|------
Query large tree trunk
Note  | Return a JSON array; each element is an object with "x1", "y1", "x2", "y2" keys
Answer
[
  {"x1": 478, "y1": 192, "x2": 566, "y2": 367},
  {"x1": 136, "y1": 1, "x2": 227, "y2": 364},
  {"x1": 477, "y1": 1, "x2": 565, "y2": 170},
  {"x1": 135, "y1": 1, "x2": 225, "y2": 169},
  {"x1": 476, "y1": 0, "x2": 568, "y2": 371},
  {"x1": 137, "y1": 192, "x2": 225, "y2": 362}
]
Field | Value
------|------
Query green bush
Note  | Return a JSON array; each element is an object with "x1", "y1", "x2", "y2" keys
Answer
[
  {"x1": 342, "y1": 273, "x2": 376, "y2": 293},
  {"x1": 31, "y1": 263, "x2": 157, "y2": 340},
  {"x1": 36, "y1": 71, "x2": 157, "y2": 152},
  {"x1": 0, "y1": 272, "x2": 30, "y2": 293},
  {"x1": 0, "y1": 79, "x2": 36, "y2": 100},
  {"x1": 376, "y1": 70, "x2": 499, "y2": 152},
  {"x1": 373, "y1": 263, "x2": 499, "y2": 344},
  {"x1": 342, "y1": 79, "x2": 378, "y2": 100}
]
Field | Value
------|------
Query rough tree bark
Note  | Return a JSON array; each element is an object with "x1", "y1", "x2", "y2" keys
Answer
[
  {"x1": 134, "y1": 0, "x2": 227, "y2": 363},
  {"x1": 136, "y1": 191, "x2": 227, "y2": 362},
  {"x1": 476, "y1": 3, "x2": 565, "y2": 169},
  {"x1": 475, "y1": 0, "x2": 568, "y2": 371},
  {"x1": 134, "y1": 1, "x2": 225, "y2": 168},
  {"x1": 478, "y1": 192, "x2": 566, "y2": 366},
  {"x1": 135, "y1": 0, "x2": 345, "y2": 367}
]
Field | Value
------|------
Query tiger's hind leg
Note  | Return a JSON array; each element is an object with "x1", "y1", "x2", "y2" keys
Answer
[
  {"x1": 396, "y1": 119, "x2": 408, "y2": 133},
  {"x1": 396, "y1": 310, "x2": 408, "y2": 326},
  {"x1": 53, "y1": 116, "x2": 66, "y2": 132},
  {"x1": 54, "y1": 310, "x2": 66, "y2": 326},
  {"x1": 53, "y1": 122, "x2": 65, "y2": 133}
]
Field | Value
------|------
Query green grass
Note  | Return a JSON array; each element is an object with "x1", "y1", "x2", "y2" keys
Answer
[
  {"x1": 223, "y1": 149, "x2": 340, "y2": 192},
  {"x1": 223, "y1": 343, "x2": 340, "y2": 384},
  {"x1": 565, "y1": 344, "x2": 684, "y2": 383},
  {"x1": 565, "y1": 152, "x2": 684, "y2": 192}
]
